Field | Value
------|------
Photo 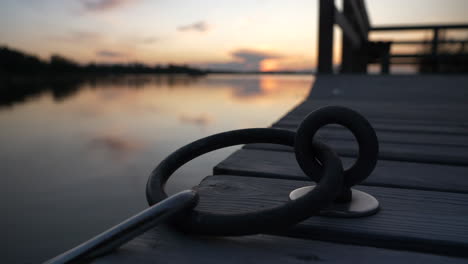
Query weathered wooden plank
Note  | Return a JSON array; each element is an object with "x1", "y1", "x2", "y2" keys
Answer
[
  {"x1": 214, "y1": 149, "x2": 468, "y2": 194},
  {"x1": 249, "y1": 95, "x2": 468, "y2": 165},
  {"x1": 307, "y1": 75, "x2": 468, "y2": 104},
  {"x1": 244, "y1": 139, "x2": 468, "y2": 166},
  {"x1": 288, "y1": 99, "x2": 468, "y2": 112},
  {"x1": 282, "y1": 114, "x2": 468, "y2": 128},
  {"x1": 283, "y1": 108, "x2": 468, "y2": 124},
  {"x1": 275, "y1": 120, "x2": 468, "y2": 136},
  {"x1": 249, "y1": 84, "x2": 468, "y2": 165},
  {"x1": 281, "y1": 100, "x2": 468, "y2": 123},
  {"x1": 276, "y1": 99, "x2": 468, "y2": 125},
  {"x1": 273, "y1": 124, "x2": 468, "y2": 147},
  {"x1": 193, "y1": 175, "x2": 468, "y2": 257},
  {"x1": 274, "y1": 112, "x2": 468, "y2": 163},
  {"x1": 263, "y1": 99, "x2": 468, "y2": 166},
  {"x1": 93, "y1": 227, "x2": 467, "y2": 264}
]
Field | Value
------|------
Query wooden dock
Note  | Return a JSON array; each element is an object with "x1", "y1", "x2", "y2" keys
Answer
[
  {"x1": 88, "y1": 0, "x2": 468, "y2": 261},
  {"x1": 94, "y1": 74, "x2": 468, "y2": 263}
]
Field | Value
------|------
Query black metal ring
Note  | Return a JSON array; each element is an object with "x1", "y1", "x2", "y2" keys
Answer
[
  {"x1": 146, "y1": 128, "x2": 343, "y2": 236},
  {"x1": 294, "y1": 106, "x2": 379, "y2": 188}
]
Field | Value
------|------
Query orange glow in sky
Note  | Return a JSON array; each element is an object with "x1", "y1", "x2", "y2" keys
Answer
[{"x1": 260, "y1": 59, "x2": 280, "y2": 72}]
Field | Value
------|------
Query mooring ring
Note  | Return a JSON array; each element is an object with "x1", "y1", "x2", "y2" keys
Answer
[
  {"x1": 146, "y1": 128, "x2": 343, "y2": 236},
  {"x1": 294, "y1": 106, "x2": 379, "y2": 188}
]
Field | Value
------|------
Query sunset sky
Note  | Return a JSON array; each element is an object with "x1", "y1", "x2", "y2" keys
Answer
[{"x1": 1, "y1": 0, "x2": 467, "y2": 71}]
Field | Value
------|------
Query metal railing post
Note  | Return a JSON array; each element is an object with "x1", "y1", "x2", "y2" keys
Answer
[
  {"x1": 432, "y1": 28, "x2": 439, "y2": 73},
  {"x1": 318, "y1": 0, "x2": 334, "y2": 74}
]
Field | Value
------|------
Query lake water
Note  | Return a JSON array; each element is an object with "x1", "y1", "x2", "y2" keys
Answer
[{"x1": 1, "y1": 74, "x2": 313, "y2": 263}]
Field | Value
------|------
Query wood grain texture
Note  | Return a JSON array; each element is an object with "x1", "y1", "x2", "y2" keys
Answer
[
  {"x1": 284, "y1": 99, "x2": 468, "y2": 118},
  {"x1": 276, "y1": 119, "x2": 468, "y2": 136},
  {"x1": 192, "y1": 175, "x2": 468, "y2": 257},
  {"x1": 277, "y1": 100, "x2": 468, "y2": 129},
  {"x1": 267, "y1": 123, "x2": 468, "y2": 166},
  {"x1": 214, "y1": 149, "x2": 468, "y2": 194},
  {"x1": 273, "y1": 123, "x2": 468, "y2": 148},
  {"x1": 244, "y1": 140, "x2": 468, "y2": 166},
  {"x1": 251, "y1": 76, "x2": 468, "y2": 166},
  {"x1": 92, "y1": 227, "x2": 467, "y2": 264},
  {"x1": 274, "y1": 99, "x2": 468, "y2": 145}
]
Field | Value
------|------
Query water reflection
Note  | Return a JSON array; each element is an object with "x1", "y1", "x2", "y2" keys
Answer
[
  {"x1": 0, "y1": 74, "x2": 205, "y2": 109},
  {"x1": 179, "y1": 112, "x2": 214, "y2": 127},
  {"x1": 89, "y1": 134, "x2": 145, "y2": 160},
  {"x1": 1, "y1": 74, "x2": 312, "y2": 108},
  {"x1": 1, "y1": 74, "x2": 313, "y2": 263}
]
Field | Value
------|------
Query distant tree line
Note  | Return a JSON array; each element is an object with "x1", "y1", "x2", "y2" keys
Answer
[{"x1": 0, "y1": 46, "x2": 207, "y2": 75}]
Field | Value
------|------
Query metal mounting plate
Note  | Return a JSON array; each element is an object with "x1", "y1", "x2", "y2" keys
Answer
[{"x1": 289, "y1": 185, "x2": 379, "y2": 218}]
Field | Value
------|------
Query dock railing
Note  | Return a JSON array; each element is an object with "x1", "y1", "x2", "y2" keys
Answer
[{"x1": 318, "y1": 0, "x2": 468, "y2": 74}]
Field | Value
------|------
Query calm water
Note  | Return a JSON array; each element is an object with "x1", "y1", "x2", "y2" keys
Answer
[{"x1": 1, "y1": 74, "x2": 313, "y2": 263}]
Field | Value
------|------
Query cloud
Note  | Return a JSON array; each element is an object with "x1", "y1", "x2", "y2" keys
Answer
[
  {"x1": 200, "y1": 49, "x2": 282, "y2": 71},
  {"x1": 96, "y1": 50, "x2": 126, "y2": 57},
  {"x1": 232, "y1": 49, "x2": 281, "y2": 71},
  {"x1": 231, "y1": 49, "x2": 281, "y2": 62},
  {"x1": 80, "y1": 0, "x2": 138, "y2": 12},
  {"x1": 177, "y1": 21, "x2": 210, "y2": 32},
  {"x1": 179, "y1": 113, "x2": 214, "y2": 127}
]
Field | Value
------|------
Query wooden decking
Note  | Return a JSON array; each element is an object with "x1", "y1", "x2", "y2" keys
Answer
[{"x1": 94, "y1": 75, "x2": 468, "y2": 263}]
